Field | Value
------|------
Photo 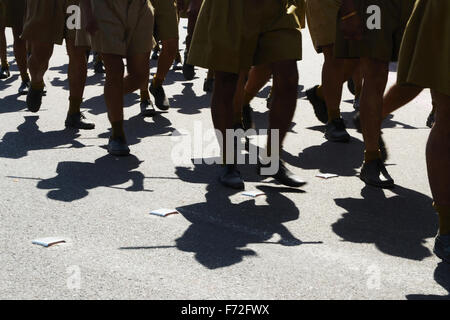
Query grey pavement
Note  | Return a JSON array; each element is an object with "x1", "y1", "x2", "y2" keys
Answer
[{"x1": 1, "y1": 21, "x2": 449, "y2": 300}]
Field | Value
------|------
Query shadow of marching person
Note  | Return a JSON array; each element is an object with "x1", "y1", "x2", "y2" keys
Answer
[
  {"x1": 36, "y1": 154, "x2": 150, "y2": 202},
  {"x1": 173, "y1": 163, "x2": 321, "y2": 269},
  {"x1": 332, "y1": 185, "x2": 438, "y2": 261},
  {"x1": 0, "y1": 116, "x2": 86, "y2": 159},
  {"x1": 406, "y1": 262, "x2": 450, "y2": 300}
]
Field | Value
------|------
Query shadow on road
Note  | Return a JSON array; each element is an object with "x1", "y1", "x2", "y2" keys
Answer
[
  {"x1": 0, "y1": 116, "x2": 86, "y2": 159},
  {"x1": 332, "y1": 185, "x2": 438, "y2": 261},
  {"x1": 168, "y1": 163, "x2": 320, "y2": 269},
  {"x1": 406, "y1": 262, "x2": 450, "y2": 300},
  {"x1": 36, "y1": 154, "x2": 151, "y2": 202}
]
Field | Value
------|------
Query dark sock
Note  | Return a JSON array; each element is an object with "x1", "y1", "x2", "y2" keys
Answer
[
  {"x1": 111, "y1": 120, "x2": 125, "y2": 139},
  {"x1": 364, "y1": 150, "x2": 381, "y2": 163},
  {"x1": 327, "y1": 108, "x2": 341, "y2": 122},
  {"x1": 68, "y1": 96, "x2": 82, "y2": 116}
]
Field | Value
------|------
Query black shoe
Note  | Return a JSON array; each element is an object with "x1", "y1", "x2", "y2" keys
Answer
[
  {"x1": 149, "y1": 83, "x2": 170, "y2": 110},
  {"x1": 242, "y1": 104, "x2": 254, "y2": 130},
  {"x1": 26, "y1": 86, "x2": 44, "y2": 113},
  {"x1": 140, "y1": 99, "x2": 156, "y2": 117},
  {"x1": 0, "y1": 66, "x2": 10, "y2": 79},
  {"x1": 182, "y1": 63, "x2": 195, "y2": 81},
  {"x1": 108, "y1": 136, "x2": 130, "y2": 156},
  {"x1": 203, "y1": 78, "x2": 214, "y2": 92},
  {"x1": 325, "y1": 118, "x2": 350, "y2": 143},
  {"x1": 360, "y1": 159, "x2": 394, "y2": 189},
  {"x1": 306, "y1": 85, "x2": 328, "y2": 124},
  {"x1": 219, "y1": 165, "x2": 245, "y2": 190},
  {"x1": 94, "y1": 60, "x2": 105, "y2": 74},
  {"x1": 258, "y1": 160, "x2": 306, "y2": 188},
  {"x1": 18, "y1": 80, "x2": 31, "y2": 95},
  {"x1": 347, "y1": 78, "x2": 356, "y2": 95},
  {"x1": 65, "y1": 112, "x2": 95, "y2": 130},
  {"x1": 426, "y1": 110, "x2": 435, "y2": 128},
  {"x1": 433, "y1": 234, "x2": 450, "y2": 264}
]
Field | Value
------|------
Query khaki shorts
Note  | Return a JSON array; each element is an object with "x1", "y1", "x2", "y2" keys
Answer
[
  {"x1": 22, "y1": 0, "x2": 80, "y2": 45},
  {"x1": 1, "y1": 0, "x2": 26, "y2": 28},
  {"x1": 335, "y1": 0, "x2": 415, "y2": 62},
  {"x1": 397, "y1": 0, "x2": 450, "y2": 97},
  {"x1": 88, "y1": 0, "x2": 154, "y2": 57},
  {"x1": 151, "y1": 0, "x2": 179, "y2": 41},
  {"x1": 305, "y1": 0, "x2": 341, "y2": 52},
  {"x1": 188, "y1": 0, "x2": 302, "y2": 74}
]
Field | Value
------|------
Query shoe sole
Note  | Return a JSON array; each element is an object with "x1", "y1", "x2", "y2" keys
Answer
[{"x1": 325, "y1": 134, "x2": 351, "y2": 143}]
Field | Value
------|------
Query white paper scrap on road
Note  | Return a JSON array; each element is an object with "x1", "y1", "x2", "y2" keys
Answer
[
  {"x1": 242, "y1": 191, "x2": 265, "y2": 198},
  {"x1": 150, "y1": 208, "x2": 179, "y2": 217},
  {"x1": 32, "y1": 237, "x2": 66, "y2": 247},
  {"x1": 316, "y1": 173, "x2": 339, "y2": 179}
]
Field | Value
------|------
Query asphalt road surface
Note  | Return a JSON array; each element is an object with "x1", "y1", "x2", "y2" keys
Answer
[{"x1": 1, "y1": 20, "x2": 449, "y2": 300}]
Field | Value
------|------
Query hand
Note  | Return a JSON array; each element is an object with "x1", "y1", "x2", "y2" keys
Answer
[{"x1": 339, "y1": 11, "x2": 364, "y2": 41}]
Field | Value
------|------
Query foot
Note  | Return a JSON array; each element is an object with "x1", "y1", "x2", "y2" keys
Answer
[
  {"x1": 305, "y1": 85, "x2": 328, "y2": 124},
  {"x1": 360, "y1": 159, "x2": 394, "y2": 189},
  {"x1": 353, "y1": 112, "x2": 388, "y2": 161},
  {"x1": 242, "y1": 104, "x2": 255, "y2": 130},
  {"x1": 433, "y1": 234, "x2": 450, "y2": 264},
  {"x1": 149, "y1": 83, "x2": 170, "y2": 110},
  {"x1": 94, "y1": 60, "x2": 105, "y2": 74},
  {"x1": 18, "y1": 80, "x2": 31, "y2": 95},
  {"x1": 325, "y1": 118, "x2": 351, "y2": 143},
  {"x1": 26, "y1": 86, "x2": 44, "y2": 113},
  {"x1": 0, "y1": 66, "x2": 10, "y2": 79},
  {"x1": 258, "y1": 160, "x2": 306, "y2": 188},
  {"x1": 172, "y1": 58, "x2": 183, "y2": 71},
  {"x1": 140, "y1": 99, "x2": 156, "y2": 117},
  {"x1": 203, "y1": 78, "x2": 214, "y2": 92},
  {"x1": 426, "y1": 110, "x2": 435, "y2": 128},
  {"x1": 65, "y1": 112, "x2": 95, "y2": 130},
  {"x1": 219, "y1": 165, "x2": 245, "y2": 190},
  {"x1": 108, "y1": 136, "x2": 130, "y2": 156}
]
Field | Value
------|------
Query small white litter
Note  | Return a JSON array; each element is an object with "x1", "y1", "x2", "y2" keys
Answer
[
  {"x1": 150, "y1": 208, "x2": 179, "y2": 217},
  {"x1": 242, "y1": 190, "x2": 266, "y2": 198},
  {"x1": 32, "y1": 237, "x2": 66, "y2": 247},
  {"x1": 316, "y1": 173, "x2": 339, "y2": 179}
]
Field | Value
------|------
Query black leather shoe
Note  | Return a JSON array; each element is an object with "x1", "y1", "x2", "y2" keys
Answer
[
  {"x1": 108, "y1": 136, "x2": 130, "y2": 156},
  {"x1": 219, "y1": 165, "x2": 245, "y2": 190},
  {"x1": 360, "y1": 159, "x2": 394, "y2": 189},
  {"x1": 18, "y1": 80, "x2": 31, "y2": 95},
  {"x1": 149, "y1": 83, "x2": 170, "y2": 110},
  {"x1": 203, "y1": 78, "x2": 214, "y2": 92},
  {"x1": 258, "y1": 160, "x2": 306, "y2": 188},
  {"x1": 325, "y1": 118, "x2": 350, "y2": 143},
  {"x1": 65, "y1": 112, "x2": 95, "y2": 130},
  {"x1": 26, "y1": 86, "x2": 44, "y2": 113},
  {"x1": 140, "y1": 99, "x2": 156, "y2": 117},
  {"x1": 0, "y1": 66, "x2": 10, "y2": 79},
  {"x1": 305, "y1": 85, "x2": 328, "y2": 124}
]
